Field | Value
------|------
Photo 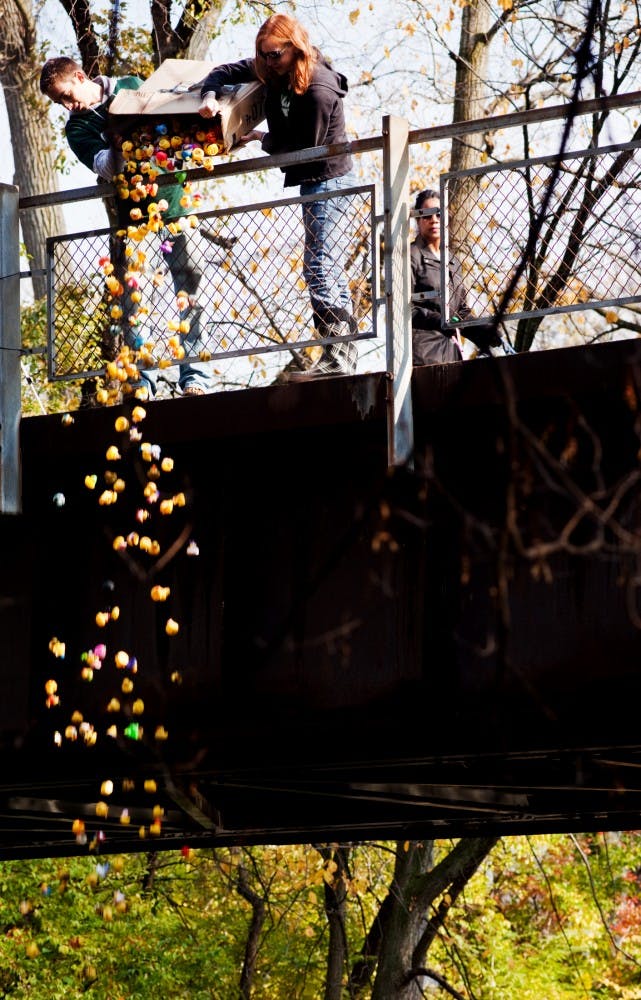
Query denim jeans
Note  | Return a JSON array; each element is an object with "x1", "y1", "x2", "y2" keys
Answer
[
  {"x1": 120, "y1": 228, "x2": 212, "y2": 395},
  {"x1": 299, "y1": 175, "x2": 354, "y2": 332}
]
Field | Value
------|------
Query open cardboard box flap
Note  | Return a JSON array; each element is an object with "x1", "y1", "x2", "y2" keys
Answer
[{"x1": 109, "y1": 59, "x2": 265, "y2": 151}]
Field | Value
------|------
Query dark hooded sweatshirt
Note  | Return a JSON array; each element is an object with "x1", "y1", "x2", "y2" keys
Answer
[{"x1": 200, "y1": 56, "x2": 352, "y2": 186}]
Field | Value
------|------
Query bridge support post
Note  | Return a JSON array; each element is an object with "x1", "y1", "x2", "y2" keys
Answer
[
  {"x1": 382, "y1": 115, "x2": 413, "y2": 467},
  {"x1": 0, "y1": 184, "x2": 21, "y2": 513}
]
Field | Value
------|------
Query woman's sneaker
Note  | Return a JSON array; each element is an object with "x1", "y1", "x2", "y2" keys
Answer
[{"x1": 288, "y1": 324, "x2": 357, "y2": 381}]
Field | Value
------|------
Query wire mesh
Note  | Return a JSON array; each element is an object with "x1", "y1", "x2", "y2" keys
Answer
[
  {"x1": 441, "y1": 140, "x2": 641, "y2": 328},
  {"x1": 47, "y1": 186, "x2": 376, "y2": 382}
]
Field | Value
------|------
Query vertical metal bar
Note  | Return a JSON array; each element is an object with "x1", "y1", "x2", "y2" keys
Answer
[
  {"x1": 382, "y1": 115, "x2": 414, "y2": 467},
  {"x1": 440, "y1": 175, "x2": 450, "y2": 323},
  {"x1": 0, "y1": 185, "x2": 21, "y2": 513},
  {"x1": 46, "y1": 236, "x2": 55, "y2": 381}
]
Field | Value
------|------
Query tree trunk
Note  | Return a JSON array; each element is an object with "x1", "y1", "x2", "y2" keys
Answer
[
  {"x1": 448, "y1": 0, "x2": 493, "y2": 259},
  {"x1": 184, "y1": 3, "x2": 225, "y2": 60},
  {"x1": 142, "y1": 851, "x2": 160, "y2": 892},
  {"x1": 318, "y1": 846, "x2": 350, "y2": 1000},
  {"x1": 236, "y1": 857, "x2": 266, "y2": 1000},
  {"x1": 0, "y1": 0, "x2": 65, "y2": 300},
  {"x1": 370, "y1": 838, "x2": 498, "y2": 1000},
  {"x1": 370, "y1": 842, "x2": 434, "y2": 1000},
  {"x1": 151, "y1": 0, "x2": 224, "y2": 65}
]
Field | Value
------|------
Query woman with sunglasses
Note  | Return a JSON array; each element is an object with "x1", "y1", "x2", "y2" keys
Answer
[
  {"x1": 411, "y1": 188, "x2": 499, "y2": 365},
  {"x1": 199, "y1": 14, "x2": 356, "y2": 378}
]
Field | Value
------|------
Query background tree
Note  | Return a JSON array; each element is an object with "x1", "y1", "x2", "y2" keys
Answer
[
  {"x1": 355, "y1": 838, "x2": 499, "y2": 999},
  {"x1": 4, "y1": 834, "x2": 641, "y2": 997},
  {"x1": 447, "y1": 0, "x2": 493, "y2": 256},
  {"x1": 0, "y1": 0, "x2": 65, "y2": 300}
]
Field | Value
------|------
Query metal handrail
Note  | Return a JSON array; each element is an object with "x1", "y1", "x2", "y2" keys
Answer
[{"x1": 18, "y1": 89, "x2": 641, "y2": 212}]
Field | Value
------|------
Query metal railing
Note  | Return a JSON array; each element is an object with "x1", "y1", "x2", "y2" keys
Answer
[
  {"x1": 47, "y1": 185, "x2": 376, "y2": 381},
  {"x1": 441, "y1": 139, "x2": 641, "y2": 331}
]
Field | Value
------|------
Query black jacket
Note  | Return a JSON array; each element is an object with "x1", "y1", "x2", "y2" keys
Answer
[
  {"x1": 410, "y1": 235, "x2": 500, "y2": 364},
  {"x1": 410, "y1": 234, "x2": 472, "y2": 332},
  {"x1": 200, "y1": 57, "x2": 352, "y2": 186}
]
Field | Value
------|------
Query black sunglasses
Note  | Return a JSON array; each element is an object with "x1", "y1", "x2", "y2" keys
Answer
[{"x1": 259, "y1": 44, "x2": 291, "y2": 61}]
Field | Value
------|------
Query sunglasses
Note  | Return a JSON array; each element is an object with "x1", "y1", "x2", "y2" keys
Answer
[{"x1": 259, "y1": 44, "x2": 291, "y2": 61}]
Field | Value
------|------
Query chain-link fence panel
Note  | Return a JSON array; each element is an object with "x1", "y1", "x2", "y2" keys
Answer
[
  {"x1": 47, "y1": 185, "x2": 376, "y2": 381},
  {"x1": 441, "y1": 141, "x2": 641, "y2": 328}
]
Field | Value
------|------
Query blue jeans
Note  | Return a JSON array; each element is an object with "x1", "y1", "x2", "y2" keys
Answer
[
  {"x1": 122, "y1": 228, "x2": 212, "y2": 395},
  {"x1": 300, "y1": 176, "x2": 354, "y2": 332}
]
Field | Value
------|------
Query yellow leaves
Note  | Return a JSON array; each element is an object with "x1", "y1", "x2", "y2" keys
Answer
[
  {"x1": 347, "y1": 873, "x2": 369, "y2": 896},
  {"x1": 348, "y1": 8, "x2": 360, "y2": 24},
  {"x1": 498, "y1": 0, "x2": 513, "y2": 9},
  {"x1": 604, "y1": 309, "x2": 618, "y2": 323}
]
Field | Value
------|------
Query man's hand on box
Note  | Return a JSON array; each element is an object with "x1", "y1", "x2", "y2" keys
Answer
[{"x1": 198, "y1": 93, "x2": 221, "y2": 118}]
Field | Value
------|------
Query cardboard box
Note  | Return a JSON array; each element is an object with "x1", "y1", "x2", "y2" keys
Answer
[{"x1": 109, "y1": 59, "x2": 265, "y2": 152}]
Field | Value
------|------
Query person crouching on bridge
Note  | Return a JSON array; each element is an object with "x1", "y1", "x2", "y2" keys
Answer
[
  {"x1": 411, "y1": 188, "x2": 500, "y2": 366},
  {"x1": 40, "y1": 56, "x2": 213, "y2": 398},
  {"x1": 199, "y1": 14, "x2": 357, "y2": 380}
]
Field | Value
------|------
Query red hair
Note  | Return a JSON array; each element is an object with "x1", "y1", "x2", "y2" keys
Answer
[{"x1": 255, "y1": 15, "x2": 318, "y2": 95}]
